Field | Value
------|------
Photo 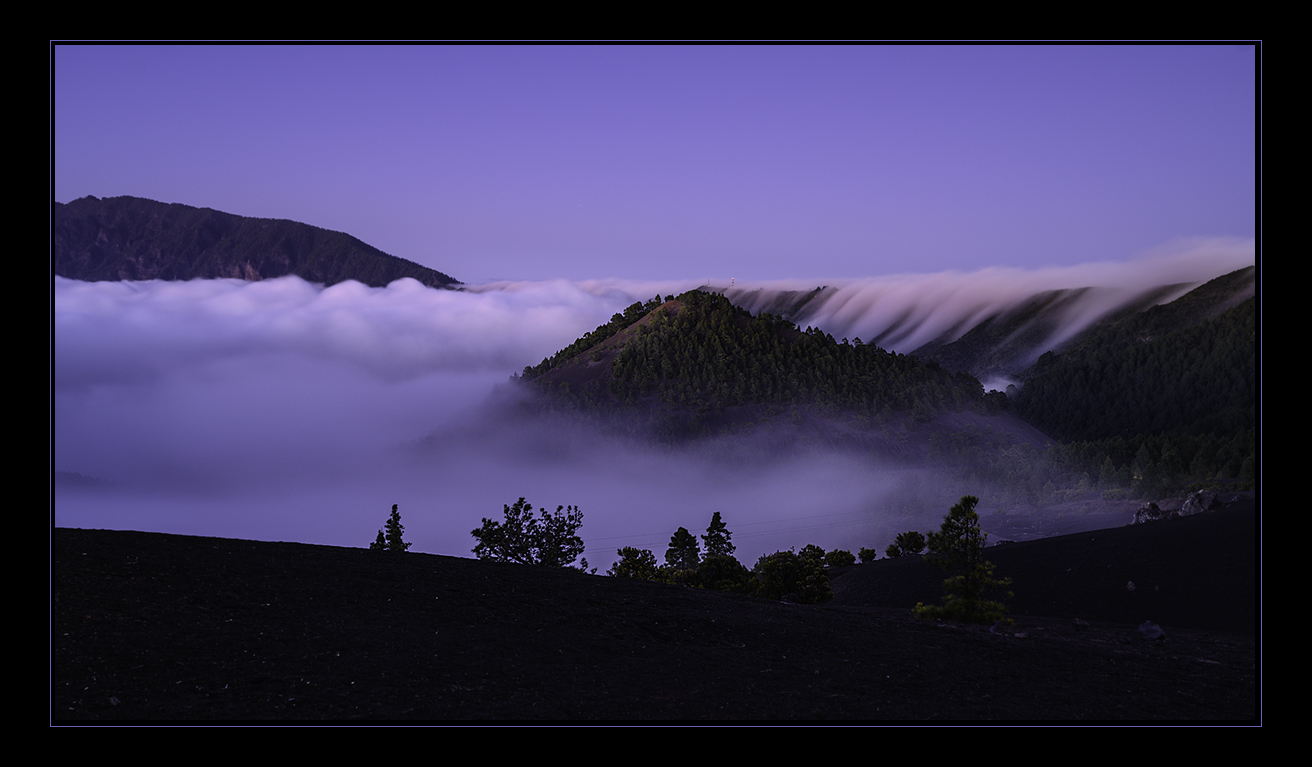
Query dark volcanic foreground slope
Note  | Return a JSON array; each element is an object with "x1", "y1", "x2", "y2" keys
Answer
[
  {"x1": 831, "y1": 499, "x2": 1256, "y2": 633},
  {"x1": 53, "y1": 511, "x2": 1257, "y2": 721},
  {"x1": 55, "y1": 195, "x2": 459, "y2": 288}
]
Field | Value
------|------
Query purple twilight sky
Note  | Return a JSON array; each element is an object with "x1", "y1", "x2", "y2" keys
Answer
[{"x1": 54, "y1": 44, "x2": 1256, "y2": 283}]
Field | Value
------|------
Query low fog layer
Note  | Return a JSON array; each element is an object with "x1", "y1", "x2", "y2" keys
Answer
[{"x1": 53, "y1": 242, "x2": 1254, "y2": 568}]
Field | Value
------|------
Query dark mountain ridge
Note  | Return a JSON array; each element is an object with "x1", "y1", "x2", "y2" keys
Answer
[
  {"x1": 1014, "y1": 284, "x2": 1255, "y2": 443},
  {"x1": 908, "y1": 282, "x2": 1191, "y2": 384},
  {"x1": 54, "y1": 195, "x2": 460, "y2": 289},
  {"x1": 1041, "y1": 266, "x2": 1255, "y2": 363},
  {"x1": 720, "y1": 267, "x2": 1255, "y2": 388}
]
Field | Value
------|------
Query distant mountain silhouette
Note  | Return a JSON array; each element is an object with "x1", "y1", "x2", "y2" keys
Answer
[{"x1": 54, "y1": 195, "x2": 460, "y2": 289}]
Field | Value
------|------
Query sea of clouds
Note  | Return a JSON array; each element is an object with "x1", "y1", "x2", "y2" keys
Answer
[{"x1": 53, "y1": 240, "x2": 1254, "y2": 568}]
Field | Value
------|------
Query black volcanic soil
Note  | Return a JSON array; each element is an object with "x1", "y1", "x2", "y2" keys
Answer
[{"x1": 53, "y1": 505, "x2": 1258, "y2": 722}]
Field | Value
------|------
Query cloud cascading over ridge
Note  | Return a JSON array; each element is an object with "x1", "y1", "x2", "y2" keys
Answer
[{"x1": 53, "y1": 242, "x2": 1254, "y2": 566}]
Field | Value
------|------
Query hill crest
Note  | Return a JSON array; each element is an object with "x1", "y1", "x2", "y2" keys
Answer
[{"x1": 515, "y1": 289, "x2": 1010, "y2": 445}]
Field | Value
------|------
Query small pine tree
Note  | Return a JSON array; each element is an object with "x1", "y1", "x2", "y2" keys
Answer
[
  {"x1": 369, "y1": 530, "x2": 386, "y2": 551},
  {"x1": 384, "y1": 504, "x2": 411, "y2": 553},
  {"x1": 701, "y1": 511, "x2": 735, "y2": 558},
  {"x1": 914, "y1": 496, "x2": 1012, "y2": 624},
  {"x1": 665, "y1": 527, "x2": 701, "y2": 572}
]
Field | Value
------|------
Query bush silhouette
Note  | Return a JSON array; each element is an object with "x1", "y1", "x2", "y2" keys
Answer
[
  {"x1": 825, "y1": 549, "x2": 856, "y2": 567},
  {"x1": 885, "y1": 531, "x2": 926, "y2": 558},
  {"x1": 753, "y1": 548, "x2": 833, "y2": 604},
  {"x1": 471, "y1": 498, "x2": 587, "y2": 570}
]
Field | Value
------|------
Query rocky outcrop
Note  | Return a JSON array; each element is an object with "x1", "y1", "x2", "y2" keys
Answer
[
  {"x1": 1132, "y1": 490, "x2": 1224, "y2": 524},
  {"x1": 1181, "y1": 490, "x2": 1221, "y2": 516},
  {"x1": 1132, "y1": 501, "x2": 1168, "y2": 524}
]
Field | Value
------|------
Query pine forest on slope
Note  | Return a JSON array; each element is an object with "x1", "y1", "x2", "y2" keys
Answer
[{"x1": 520, "y1": 290, "x2": 997, "y2": 423}]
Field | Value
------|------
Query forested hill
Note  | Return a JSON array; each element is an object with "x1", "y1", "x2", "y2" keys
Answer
[
  {"x1": 518, "y1": 290, "x2": 1000, "y2": 438},
  {"x1": 514, "y1": 283, "x2": 1256, "y2": 494},
  {"x1": 1001, "y1": 267, "x2": 1257, "y2": 494},
  {"x1": 54, "y1": 195, "x2": 460, "y2": 288},
  {"x1": 1013, "y1": 268, "x2": 1255, "y2": 444}
]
